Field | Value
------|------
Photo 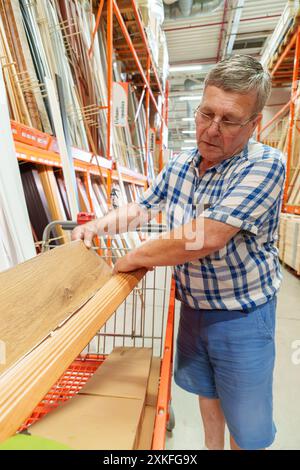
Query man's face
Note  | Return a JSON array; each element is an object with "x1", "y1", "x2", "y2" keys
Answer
[{"x1": 195, "y1": 85, "x2": 261, "y2": 163}]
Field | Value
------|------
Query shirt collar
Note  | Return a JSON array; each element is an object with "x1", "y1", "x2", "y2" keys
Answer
[{"x1": 187, "y1": 142, "x2": 249, "y2": 173}]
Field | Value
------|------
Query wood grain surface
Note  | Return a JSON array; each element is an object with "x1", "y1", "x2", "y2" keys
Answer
[
  {"x1": 0, "y1": 240, "x2": 112, "y2": 374},
  {"x1": 0, "y1": 242, "x2": 146, "y2": 442}
]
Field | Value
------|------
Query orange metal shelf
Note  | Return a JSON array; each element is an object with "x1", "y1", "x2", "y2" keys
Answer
[
  {"x1": 14, "y1": 135, "x2": 147, "y2": 186},
  {"x1": 18, "y1": 355, "x2": 105, "y2": 432},
  {"x1": 259, "y1": 24, "x2": 300, "y2": 212},
  {"x1": 282, "y1": 204, "x2": 300, "y2": 215},
  {"x1": 152, "y1": 278, "x2": 175, "y2": 450}
]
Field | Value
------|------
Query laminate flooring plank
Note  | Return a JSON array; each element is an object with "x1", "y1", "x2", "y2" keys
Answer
[
  {"x1": 0, "y1": 262, "x2": 146, "y2": 441},
  {"x1": 0, "y1": 240, "x2": 112, "y2": 374}
]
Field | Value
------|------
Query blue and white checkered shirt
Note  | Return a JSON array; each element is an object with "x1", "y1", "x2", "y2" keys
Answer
[{"x1": 138, "y1": 139, "x2": 285, "y2": 311}]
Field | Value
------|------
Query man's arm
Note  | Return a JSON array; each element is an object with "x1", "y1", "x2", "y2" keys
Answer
[
  {"x1": 113, "y1": 217, "x2": 239, "y2": 273},
  {"x1": 71, "y1": 202, "x2": 150, "y2": 247},
  {"x1": 72, "y1": 158, "x2": 171, "y2": 247}
]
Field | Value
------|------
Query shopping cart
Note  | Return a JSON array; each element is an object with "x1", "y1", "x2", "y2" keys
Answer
[{"x1": 19, "y1": 220, "x2": 176, "y2": 450}]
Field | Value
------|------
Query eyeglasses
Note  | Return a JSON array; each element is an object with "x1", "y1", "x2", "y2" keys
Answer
[{"x1": 195, "y1": 107, "x2": 257, "y2": 136}]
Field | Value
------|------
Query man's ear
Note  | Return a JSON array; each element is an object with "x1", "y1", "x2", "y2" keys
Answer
[{"x1": 253, "y1": 113, "x2": 262, "y2": 130}]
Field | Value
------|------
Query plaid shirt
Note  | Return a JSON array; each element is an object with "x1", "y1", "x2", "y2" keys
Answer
[{"x1": 138, "y1": 139, "x2": 285, "y2": 311}]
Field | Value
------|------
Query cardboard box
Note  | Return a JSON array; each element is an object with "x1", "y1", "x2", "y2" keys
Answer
[
  {"x1": 79, "y1": 347, "x2": 153, "y2": 400},
  {"x1": 30, "y1": 347, "x2": 155, "y2": 449},
  {"x1": 30, "y1": 394, "x2": 144, "y2": 450}
]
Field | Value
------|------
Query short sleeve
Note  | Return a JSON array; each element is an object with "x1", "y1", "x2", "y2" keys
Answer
[
  {"x1": 203, "y1": 156, "x2": 285, "y2": 236},
  {"x1": 137, "y1": 163, "x2": 170, "y2": 211}
]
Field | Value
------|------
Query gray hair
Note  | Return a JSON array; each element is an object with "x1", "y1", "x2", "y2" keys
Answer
[{"x1": 204, "y1": 55, "x2": 272, "y2": 114}]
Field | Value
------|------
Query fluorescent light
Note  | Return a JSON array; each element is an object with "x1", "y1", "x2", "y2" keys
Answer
[
  {"x1": 182, "y1": 130, "x2": 196, "y2": 134},
  {"x1": 179, "y1": 95, "x2": 202, "y2": 101},
  {"x1": 182, "y1": 117, "x2": 194, "y2": 122},
  {"x1": 181, "y1": 146, "x2": 195, "y2": 150},
  {"x1": 170, "y1": 65, "x2": 203, "y2": 72},
  {"x1": 184, "y1": 139, "x2": 196, "y2": 143}
]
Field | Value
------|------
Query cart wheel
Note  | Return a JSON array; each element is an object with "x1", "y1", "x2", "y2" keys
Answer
[{"x1": 167, "y1": 404, "x2": 175, "y2": 432}]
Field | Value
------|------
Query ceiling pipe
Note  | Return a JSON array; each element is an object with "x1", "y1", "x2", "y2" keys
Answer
[
  {"x1": 183, "y1": 78, "x2": 203, "y2": 130},
  {"x1": 164, "y1": 0, "x2": 224, "y2": 20},
  {"x1": 163, "y1": 14, "x2": 281, "y2": 32},
  {"x1": 178, "y1": 0, "x2": 193, "y2": 17},
  {"x1": 216, "y1": 0, "x2": 228, "y2": 61},
  {"x1": 225, "y1": 0, "x2": 245, "y2": 56}
]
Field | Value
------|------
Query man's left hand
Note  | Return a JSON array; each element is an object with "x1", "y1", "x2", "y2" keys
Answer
[{"x1": 113, "y1": 255, "x2": 153, "y2": 274}]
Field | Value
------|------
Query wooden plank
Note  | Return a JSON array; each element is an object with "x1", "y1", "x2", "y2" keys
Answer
[
  {"x1": 0, "y1": 253, "x2": 146, "y2": 442},
  {"x1": 0, "y1": 62, "x2": 36, "y2": 267},
  {"x1": 137, "y1": 357, "x2": 161, "y2": 450},
  {"x1": 0, "y1": 241, "x2": 112, "y2": 375},
  {"x1": 45, "y1": 77, "x2": 80, "y2": 220},
  {"x1": 137, "y1": 405, "x2": 156, "y2": 450},
  {"x1": 38, "y1": 166, "x2": 70, "y2": 244},
  {"x1": 20, "y1": 166, "x2": 53, "y2": 243}
]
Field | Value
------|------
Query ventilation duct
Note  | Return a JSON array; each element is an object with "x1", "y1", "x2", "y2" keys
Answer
[
  {"x1": 183, "y1": 78, "x2": 203, "y2": 127},
  {"x1": 164, "y1": 0, "x2": 224, "y2": 19}
]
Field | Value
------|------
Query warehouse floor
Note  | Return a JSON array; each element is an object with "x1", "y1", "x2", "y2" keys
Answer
[{"x1": 166, "y1": 266, "x2": 300, "y2": 450}]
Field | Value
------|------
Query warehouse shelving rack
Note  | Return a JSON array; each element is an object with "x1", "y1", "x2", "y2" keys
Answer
[
  {"x1": 257, "y1": 23, "x2": 300, "y2": 215},
  {"x1": 8, "y1": 0, "x2": 174, "y2": 450},
  {"x1": 12, "y1": 0, "x2": 169, "y2": 217}
]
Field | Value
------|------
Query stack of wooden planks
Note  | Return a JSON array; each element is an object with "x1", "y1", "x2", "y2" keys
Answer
[
  {"x1": 0, "y1": 0, "x2": 152, "y2": 171},
  {"x1": 278, "y1": 213, "x2": 300, "y2": 274},
  {"x1": 29, "y1": 347, "x2": 161, "y2": 450},
  {"x1": 0, "y1": 241, "x2": 146, "y2": 443}
]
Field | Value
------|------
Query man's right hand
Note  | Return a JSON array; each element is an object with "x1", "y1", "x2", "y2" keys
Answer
[{"x1": 71, "y1": 221, "x2": 99, "y2": 248}]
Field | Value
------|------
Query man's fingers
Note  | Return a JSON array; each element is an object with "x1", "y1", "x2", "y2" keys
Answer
[
  {"x1": 71, "y1": 225, "x2": 96, "y2": 249},
  {"x1": 83, "y1": 229, "x2": 95, "y2": 248},
  {"x1": 71, "y1": 225, "x2": 84, "y2": 241},
  {"x1": 112, "y1": 265, "x2": 119, "y2": 274}
]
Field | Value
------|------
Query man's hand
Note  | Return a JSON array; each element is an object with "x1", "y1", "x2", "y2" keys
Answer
[
  {"x1": 113, "y1": 254, "x2": 153, "y2": 274},
  {"x1": 71, "y1": 221, "x2": 99, "y2": 248}
]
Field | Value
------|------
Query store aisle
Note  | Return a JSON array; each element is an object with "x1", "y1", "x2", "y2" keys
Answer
[{"x1": 166, "y1": 266, "x2": 300, "y2": 450}]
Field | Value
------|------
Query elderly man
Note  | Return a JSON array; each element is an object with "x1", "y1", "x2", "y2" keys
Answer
[{"x1": 72, "y1": 55, "x2": 285, "y2": 450}]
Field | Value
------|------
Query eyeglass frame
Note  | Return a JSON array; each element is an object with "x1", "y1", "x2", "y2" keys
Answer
[{"x1": 194, "y1": 105, "x2": 258, "y2": 133}]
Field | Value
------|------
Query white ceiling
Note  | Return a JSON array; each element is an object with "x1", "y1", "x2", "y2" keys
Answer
[{"x1": 163, "y1": 0, "x2": 288, "y2": 152}]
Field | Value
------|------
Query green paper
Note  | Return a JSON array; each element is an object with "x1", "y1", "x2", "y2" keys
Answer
[{"x1": 0, "y1": 434, "x2": 71, "y2": 450}]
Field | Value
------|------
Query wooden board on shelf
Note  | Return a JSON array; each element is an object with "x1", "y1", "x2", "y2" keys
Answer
[
  {"x1": 38, "y1": 166, "x2": 70, "y2": 244},
  {"x1": 283, "y1": 216, "x2": 300, "y2": 273}
]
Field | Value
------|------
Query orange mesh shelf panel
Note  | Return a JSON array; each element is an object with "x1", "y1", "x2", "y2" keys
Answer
[{"x1": 19, "y1": 354, "x2": 106, "y2": 431}]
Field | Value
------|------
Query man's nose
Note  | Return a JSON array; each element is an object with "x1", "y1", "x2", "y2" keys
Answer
[{"x1": 206, "y1": 120, "x2": 221, "y2": 137}]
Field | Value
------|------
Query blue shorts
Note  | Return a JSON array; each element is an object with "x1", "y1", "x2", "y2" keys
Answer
[{"x1": 174, "y1": 297, "x2": 277, "y2": 450}]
